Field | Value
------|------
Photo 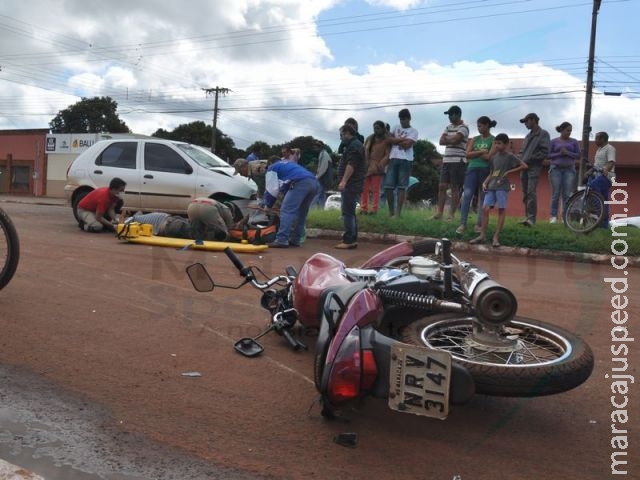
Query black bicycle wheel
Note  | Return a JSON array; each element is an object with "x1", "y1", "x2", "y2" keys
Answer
[
  {"x1": 563, "y1": 189, "x2": 605, "y2": 234},
  {"x1": 401, "y1": 313, "x2": 594, "y2": 397},
  {"x1": 0, "y1": 208, "x2": 20, "y2": 289}
]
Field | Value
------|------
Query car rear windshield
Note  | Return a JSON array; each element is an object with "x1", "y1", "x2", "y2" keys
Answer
[{"x1": 177, "y1": 144, "x2": 230, "y2": 169}]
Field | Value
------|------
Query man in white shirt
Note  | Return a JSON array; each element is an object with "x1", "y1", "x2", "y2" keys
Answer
[
  {"x1": 591, "y1": 131, "x2": 616, "y2": 228},
  {"x1": 383, "y1": 108, "x2": 418, "y2": 217}
]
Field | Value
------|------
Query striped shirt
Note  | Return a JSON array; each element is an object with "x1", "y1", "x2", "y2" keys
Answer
[{"x1": 442, "y1": 122, "x2": 469, "y2": 163}]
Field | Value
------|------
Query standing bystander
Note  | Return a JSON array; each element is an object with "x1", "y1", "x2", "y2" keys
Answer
[
  {"x1": 433, "y1": 105, "x2": 469, "y2": 221},
  {"x1": 335, "y1": 123, "x2": 366, "y2": 249},
  {"x1": 383, "y1": 108, "x2": 418, "y2": 217},
  {"x1": 591, "y1": 131, "x2": 616, "y2": 228},
  {"x1": 313, "y1": 140, "x2": 333, "y2": 208},
  {"x1": 548, "y1": 122, "x2": 580, "y2": 223},
  {"x1": 518, "y1": 112, "x2": 550, "y2": 226},
  {"x1": 360, "y1": 120, "x2": 391, "y2": 215},
  {"x1": 457, "y1": 116, "x2": 496, "y2": 234}
]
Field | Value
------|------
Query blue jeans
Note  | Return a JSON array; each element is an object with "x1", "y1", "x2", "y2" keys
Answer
[
  {"x1": 341, "y1": 186, "x2": 360, "y2": 244},
  {"x1": 383, "y1": 158, "x2": 412, "y2": 190},
  {"x1": 549, "y1": 166, "x2": 576, "y2": 217},
  {"x1": 589, "y1": 174, "x2": 611, "y2": 228},
  {"x1": 460, "y1": 167, "x2": 489, "y2": 227},
  {"x1": 276, "y1": 177, "x2": 320, "y2": 245},
  {"x1": 312, "y1": 186, "x2": 327, "y2": 209}
]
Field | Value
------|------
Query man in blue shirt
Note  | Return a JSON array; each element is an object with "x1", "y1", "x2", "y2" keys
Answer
[{"x1": 262, "y1": 158, "x2": 320, "y2": 248}]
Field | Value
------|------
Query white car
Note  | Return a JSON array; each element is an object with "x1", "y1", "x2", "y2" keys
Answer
[{"x1": 65, "y1": 139, "x2": 257, "y2": 219}]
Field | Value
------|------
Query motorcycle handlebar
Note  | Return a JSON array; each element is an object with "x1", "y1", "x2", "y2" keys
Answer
[
  {"x1": 281, "y1": 328, "x2": 306, "y2": 351},
  {"x1": 410, "y1": 239, "x2": 439, "y2": 256},
  {"x1": 223, "y1": 247, "x2": 253, "y2": 280}
]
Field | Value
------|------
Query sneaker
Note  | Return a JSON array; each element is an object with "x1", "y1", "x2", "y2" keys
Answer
[
  {"x1": 335, "y1": 242, "x2": 357, "y2": 250},
  {"x1": 455, "y1": 225, "x2": 465, "y2": 235},
  {"x1": 267, "y1": 241, "x2": 289, "y2": 248},
  {"x1": 520, "y1": 219, "x2": 533, "y2": 227},
  {"x1": 549, "y1": 217, "x2": 558, "y2": 224}
]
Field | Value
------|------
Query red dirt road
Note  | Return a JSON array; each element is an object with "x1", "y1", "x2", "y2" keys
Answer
[{"x1": 1, "y1": 202, "x2": 638, "y2": 479}]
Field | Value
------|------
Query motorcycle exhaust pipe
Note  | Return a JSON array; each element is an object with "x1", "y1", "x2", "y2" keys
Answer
[
  {"x1": 470, "y1": 279, "x2": 518, "y2": 326},
  {"x1": 455, "y1": 262, "x2": 518, "y2": 326}
]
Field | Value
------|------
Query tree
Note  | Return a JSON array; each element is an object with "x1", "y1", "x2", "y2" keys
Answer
[
  {"x1": 49, "y1": 96, "x2": 129, "y2": 133},
  {"x1": 409, "y1": 139, "x2": 441, "y2": 203}
]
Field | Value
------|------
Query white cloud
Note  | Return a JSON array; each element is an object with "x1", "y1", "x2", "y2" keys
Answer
[{"x1": 1, "y1": 0, "x2": 638, "y2": 151}]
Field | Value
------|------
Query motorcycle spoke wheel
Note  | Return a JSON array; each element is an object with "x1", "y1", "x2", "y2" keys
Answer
[{"x1": 401, "y1": 313, "x2": 594, "y2": 397}]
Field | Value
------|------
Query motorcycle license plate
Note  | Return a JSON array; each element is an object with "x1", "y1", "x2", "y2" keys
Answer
[{"x1": 388, "y1": 343, "x2": 452, "y2": 420}]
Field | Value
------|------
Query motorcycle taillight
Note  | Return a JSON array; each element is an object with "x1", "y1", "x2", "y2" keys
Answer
[{"x1": 327, "y1": 326, "x2": 378, "y2": 404}]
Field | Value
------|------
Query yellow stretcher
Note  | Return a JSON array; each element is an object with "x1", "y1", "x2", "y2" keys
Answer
[{"x1": 116, "y1": 222, "x2": 269, "y2": 253}]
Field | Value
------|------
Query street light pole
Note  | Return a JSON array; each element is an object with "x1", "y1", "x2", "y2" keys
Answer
[{"x1": 579, "y1": 0, "x2": 602, "y2": 182}]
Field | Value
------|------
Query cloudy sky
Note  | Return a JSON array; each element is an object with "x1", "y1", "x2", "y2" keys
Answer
[{"x1": 1, "y1": 0, "x2": 638, "y2": 154}]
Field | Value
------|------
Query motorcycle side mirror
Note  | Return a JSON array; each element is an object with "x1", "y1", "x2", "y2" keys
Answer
[
  {"x1": 233, "y1": 337, "x2": 264, "y2": 357},
  {"x1": 186, "y1": 263, "x2": 215, "y2": 292}
]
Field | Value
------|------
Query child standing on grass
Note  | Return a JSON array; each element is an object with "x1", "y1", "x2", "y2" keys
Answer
[{"x1": 470, "y1": 133, "x2": 527, "y2": 247}]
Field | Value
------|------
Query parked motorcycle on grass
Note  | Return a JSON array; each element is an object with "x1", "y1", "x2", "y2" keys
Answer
[{"x1": 186, "y1": 238, "x2": 593, "y2": 420}]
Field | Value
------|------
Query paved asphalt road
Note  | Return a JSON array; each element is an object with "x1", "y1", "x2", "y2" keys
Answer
[{"x1": 0, "y1": 200, "x2": 638, "y2": 479}]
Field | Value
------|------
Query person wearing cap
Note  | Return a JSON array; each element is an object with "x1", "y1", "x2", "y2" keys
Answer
[
  {"x1": 518, "y1": 112, "x2": 551, "y2": 226},
  {"x1": 432, "y1": 105, "x2": 469, "y2": 221},
  {"x1": 312, "y1": 140, "x2": 333, "y2": 207},
  {"x1": 383, "y1": 108, "x2": 419, "y2": 217}
]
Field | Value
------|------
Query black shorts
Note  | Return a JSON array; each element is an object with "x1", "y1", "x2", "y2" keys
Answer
[{"x1": 440, "y1": 161, "x2": 466, "y2": 186}]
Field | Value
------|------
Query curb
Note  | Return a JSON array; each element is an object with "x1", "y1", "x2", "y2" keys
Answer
[{"x1": 306, "y1": 228, "x2": 639, "y2": 266}]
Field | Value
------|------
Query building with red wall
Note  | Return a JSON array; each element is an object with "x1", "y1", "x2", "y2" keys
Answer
[{"x1": 0, "y1": 129, "x2": 48, "y2": 196}]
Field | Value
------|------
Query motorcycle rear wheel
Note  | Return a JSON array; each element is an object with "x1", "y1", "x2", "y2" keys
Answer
[{"x1": 401, "y1": 313, "x2": 593, "y2": 397}]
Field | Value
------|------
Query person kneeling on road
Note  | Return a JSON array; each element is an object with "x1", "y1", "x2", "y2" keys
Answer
[
  {"x1": 187, "y1": 197, "x2": 246, "y2": 243},
  {"x1": 77, "y1": 177, "x2": 126, "y2": 233}
]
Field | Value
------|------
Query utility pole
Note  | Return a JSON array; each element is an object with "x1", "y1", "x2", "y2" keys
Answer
[
  {"x1": 580, "y1": 0, "x2": 602, "y2": 182},
  {"x1": 203, "y1": 86, "x2": 230, "y2": 154}
]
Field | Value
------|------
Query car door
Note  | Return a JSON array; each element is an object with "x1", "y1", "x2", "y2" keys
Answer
[
  {"x1": 88, "y1": 140, "x2": 142, "y2": 210},
  {"x1": 139, "y1": 141, "x2": 196, "y2": 213}
]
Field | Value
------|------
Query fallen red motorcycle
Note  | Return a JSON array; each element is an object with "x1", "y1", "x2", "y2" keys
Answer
[{"x1": 186, "y1": 238, "x2": 593, "y2": 420}]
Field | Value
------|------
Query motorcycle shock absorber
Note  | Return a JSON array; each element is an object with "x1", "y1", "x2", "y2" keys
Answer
[
  {"x1": 376, "y1": 288, "x2": 440, "y2": 310},
  {"x1": 376, "y1": 288, "x2": 467, "y2": 314}
]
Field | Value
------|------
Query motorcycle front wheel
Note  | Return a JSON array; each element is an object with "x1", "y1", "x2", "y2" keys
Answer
[
  {"x1": 0, "y1": 208, "x2": 20, "y2": 290},
  {"x1": 401, "y1": 313, "x2": 594, "y2": 397}
]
